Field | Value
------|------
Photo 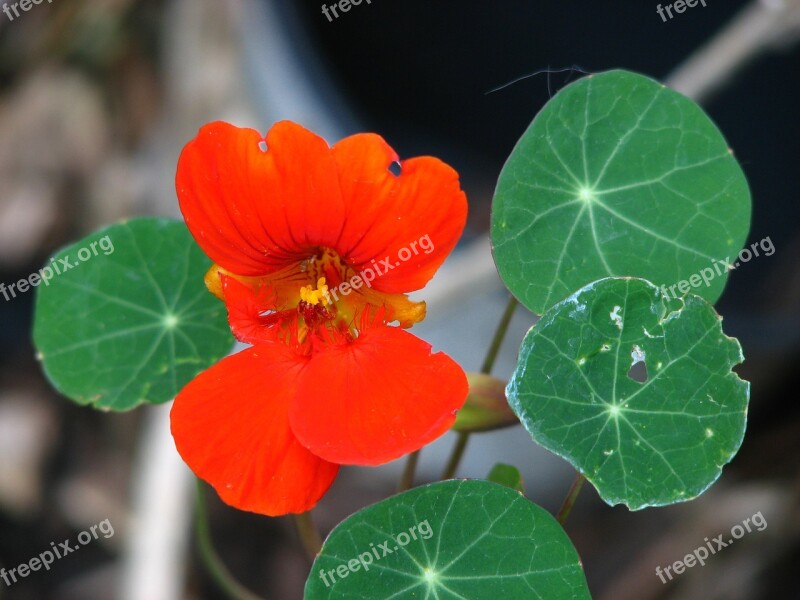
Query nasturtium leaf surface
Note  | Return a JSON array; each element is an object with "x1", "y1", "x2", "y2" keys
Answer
[
  {"x1": 507, "y1": 277, "x2": 749, "y2": 510},
  {"x1": 33, "y1": 218, "x2": 234, "y2": 411},
  {"x1": 305, "y1": 479, "x2": 590, "y2": 600},
  {"x1": 492, "y1": 69, "x2": 751, "y2": 314},
  {"x1": 487, "y1": 463, "x2": 525, "y2": 493}
]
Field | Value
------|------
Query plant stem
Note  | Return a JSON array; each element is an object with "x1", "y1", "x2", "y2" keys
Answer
[
  {"x1": 480, "y1": 296, "x2": 519, "y2": 375},
  {"x1": 194, "y1": 480, "x2": 264, "y2": 600},
  {"x1": 399, "y1": 449, "x2": 420, "y2": 492},
  {"x1": 293, "y1": 511, "x2": 323, "y2": 561},
  {"x1": 440, "y1": 431, "x2": 470, "y2": 480},
  {"x1": 556, "y1": 472, "x2": 586, "y2": 525},
  {"x1": 440, "y1": 295, "x2": 520, "y2": 480}
]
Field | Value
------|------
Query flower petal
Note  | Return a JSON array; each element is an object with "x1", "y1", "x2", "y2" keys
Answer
[
  {"x1": 219, "y1": 274, "x2": 284, "y2": 345},
  {"x1": 214, "y1": 269, "x2": 309, "y2": 346},
  {"x1": 176, "y1": 121, "x2": 345, "y2": 276},
  {"x1": 178, "y1": 121, "x2": 467, "y2": 291},
  {"x1": 171, "y1": 346, "x2": 338, "y2": 516},
  {"x1": 289, "y1": 325, "x2": 468, "y2": 465},
  {"x1": 332, "y1": 133, "x2": 468, "y2": 293}
]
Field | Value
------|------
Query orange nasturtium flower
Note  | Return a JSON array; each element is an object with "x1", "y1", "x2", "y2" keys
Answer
[{"x1": 170, "y1": 121, "x2": 469, "y2": 516}]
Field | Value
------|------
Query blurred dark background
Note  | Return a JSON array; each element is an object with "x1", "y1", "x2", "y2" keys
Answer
[{"x1": 0, "y1": 1, "x2": 798, "y2": 598}]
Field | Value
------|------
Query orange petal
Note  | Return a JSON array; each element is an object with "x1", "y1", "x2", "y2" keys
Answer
[
  {"x1": 331, "y1": 133, "x2": 468, "y2": 293},
  {"x1": 176, "y1": 121, "x2": 345, "y2": 276},
  {"x1": 218, "y1": 274, "x2": 280, "y2": 345},
  {"x1": 178, "y1": 121, "x2": 467, "y2": 292},
  {"x1": 218, "y1": 272, "x2": 307, "y2": 346},
  {"x1": 289, "y1": 326, "x2": 468, "y2": 466},
  {"x1": 171, "y1": 346, "x2": 338, "y2": 516}
]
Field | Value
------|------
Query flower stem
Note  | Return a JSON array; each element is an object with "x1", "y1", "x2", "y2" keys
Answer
[
  {"x1": 440, "y1": 431, "x2": 470, "y2": 480},
  {"x1": 293, "y1": 511, "x2": 323, "y2": 560},
  {"x1": 398, "y1": 449, "x2": 421, "y2": 492},
  {"x1": 480, "y1": 296, "x2": 519, "y2": 375},
  {"x1": 194, "y1": 480, "x2": 265, "y2": 600},
  {"x1": 556, "y1": 472, "x2": 586, "y2": 525},
  {"x1": 440, "y1": 295, "x2": 519, "y2": 480}
]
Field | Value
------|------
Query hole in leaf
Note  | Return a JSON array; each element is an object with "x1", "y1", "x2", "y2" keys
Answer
[
  {"x1": 388, "y1": 161, "x2": 402, "y2": 176},
  {"x1": 258, "y1": 140, "x2": 268, "y2": 153},
  {"x1": 628, "y1": 361, "x2": 648, "y2": 383},
  {"x1": 628, "y1": 344, "x2": 648, "y2": 383}
]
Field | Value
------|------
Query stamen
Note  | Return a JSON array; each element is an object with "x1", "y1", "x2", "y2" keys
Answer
[{"x1": 299, "y1": 277, "x2": 330, "y2": 306}]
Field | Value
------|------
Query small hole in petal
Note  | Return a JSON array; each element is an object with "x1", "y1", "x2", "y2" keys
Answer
[
  {"x1": 258, "y1": 140, "x2": 268, "y2": 153},
  {"x1": 388, "y1": 161, "x2": 402, "y2": 176}
]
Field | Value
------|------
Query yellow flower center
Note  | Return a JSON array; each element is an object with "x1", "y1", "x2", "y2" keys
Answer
[
  {"x1": 203, "y1": 246, "x2": 429, "y2": 342},
  {"x1": 299, "y1": 277, "x2": 330, "y2": 306}
]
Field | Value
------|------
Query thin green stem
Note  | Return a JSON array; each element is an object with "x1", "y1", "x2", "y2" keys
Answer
[
  {"x1": 480, "y1": 296, "x2": 519, "y2": 375},
  {"x1": 440, "y1": 296, "x2": 520, "y2": 480},
  {"x1": 556, "y1": 472, "x2": 586, "y2": 525},
  {"x1": 440, "y1": 431, "x2": 470, "y2": 480},
  {"x1": 398, "y1": 449, "x2": 421, "y2": 492},
  {"x1": 194, "y1": 480, "x2": 264, "y2": 600},
  {"x1": 293, "y1": 511, "x2": 323, "y2": 560}
]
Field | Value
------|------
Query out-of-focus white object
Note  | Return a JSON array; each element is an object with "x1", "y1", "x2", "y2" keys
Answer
[
  {"x1": 667, "y1": 0, "x2": 800, "y2": 102},
  {"x1": 0, "y1": 391, "x2": 56, "y2": 514},
  {"x1": 119, "y1": 403, "x2": 193, "y2": 600}
]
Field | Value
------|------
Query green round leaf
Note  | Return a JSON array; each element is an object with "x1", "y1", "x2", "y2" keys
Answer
[
  {"x1": 305, "y1": 480, "x2": 590, "y2": 600},
  {"x1": 33, "y1": 218, "x2": 234, "y2": 411},
  {"x1": 492, "y1": 69, "x2": 751, "y2": 314},
  {"x1": 507, "y1": 277, "x2": 749, "y2": 510}
]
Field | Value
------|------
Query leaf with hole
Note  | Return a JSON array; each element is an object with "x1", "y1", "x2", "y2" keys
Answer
[
  {"x1": 304, "y1": 479, "x2": 590, "y2": 600},
  {"x1": 33, "y1": 218, "x2": 234, "y2": 411},
  {"x1": 507, "y1": 277, "x2": 749, "y2": 509},
  {"x1": 491, "y1": 69, "x2": 751, "y2": 314}
]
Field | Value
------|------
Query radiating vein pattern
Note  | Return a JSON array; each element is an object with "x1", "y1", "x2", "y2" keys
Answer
[
  {"x1": 492, "y1": 70, "x2": 751, "y2": 314},
  {"x1": 305, "y1": 480, "x2": 591, "y2": 600},
  {"x1": 507, "y1": 277, "x2": 750, "y2": 510},
  {"x1": 34, "y1": 218, "x2": 233, "y2": 410}
]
